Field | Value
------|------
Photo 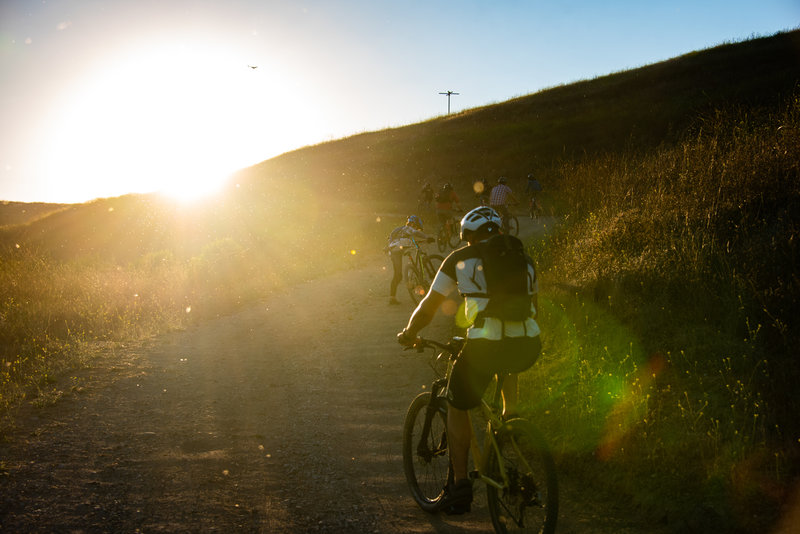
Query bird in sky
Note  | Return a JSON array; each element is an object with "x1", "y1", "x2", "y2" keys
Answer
[{"x1": 248, "y1": 65, "x2": 258, "y2": 69}]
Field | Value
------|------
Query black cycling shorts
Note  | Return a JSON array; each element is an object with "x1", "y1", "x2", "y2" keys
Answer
[{"x1": 448, "y1": 336, "x2": 541, "y2": 410}]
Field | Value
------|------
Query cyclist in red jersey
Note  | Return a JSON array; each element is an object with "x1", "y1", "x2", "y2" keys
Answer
[{"x1": 434, "y1": 183, "x2": 462, "y2": 238}]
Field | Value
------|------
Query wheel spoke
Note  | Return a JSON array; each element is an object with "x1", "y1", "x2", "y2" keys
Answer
[
  {"x1": 403, "y1": 392, "x2": 451, "y2": 512},
  {"x1": 486, "y1": 420, "x2": 558, "y2": 533}
]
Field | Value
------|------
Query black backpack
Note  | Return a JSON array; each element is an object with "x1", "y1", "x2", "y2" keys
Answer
[{"x1": 471, "y1": 234, "x2": 533, "y2": 323}]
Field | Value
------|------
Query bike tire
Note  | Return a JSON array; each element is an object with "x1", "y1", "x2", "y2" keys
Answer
[
  {"x1": 436, "y1": 227, "x2": 448, "y2": 253},
  {"x1": 402, "y1": 392, "x2": 452, "y2": 512},
  {"x1": 507, "y1": 215, "x2": 520, "y2": 236},
  {"x1": 424, "y1": 254, "x2": 444, "y2": 279},
  {"x1": 486, "y1": 418, "x2": 558, "y2": 534},
  {"x1": 404, "y1": 263, "x2": 426, "y2": 304},
  {"x1": 448, "y1": 231, "x2": 462, "y2": 249}
]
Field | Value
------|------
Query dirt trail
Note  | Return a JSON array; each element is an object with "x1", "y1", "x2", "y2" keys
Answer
[{"x1": 0, "y1": 217, "x2": 664, "y2": 533}]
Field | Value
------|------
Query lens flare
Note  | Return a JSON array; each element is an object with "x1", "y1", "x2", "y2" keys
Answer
[
  {"x1": 440, "y1": 298, "x2": 459, "y2": 317},
  {"x1": 535, "y1": 294, "x2": 656, "y2": 456}
]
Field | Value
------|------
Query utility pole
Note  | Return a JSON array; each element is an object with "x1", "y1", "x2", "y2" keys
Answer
[{"x1": 439, "y1": 90, "x2": 459, "y2": 114}]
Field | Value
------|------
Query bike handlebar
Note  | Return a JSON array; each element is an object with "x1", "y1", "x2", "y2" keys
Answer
[
  {"x1": 401, "y1": 336, "x2": 462, "y2": 355},
  {"x1": 409, "y1": 236, "x2": 436, "y2": 248}
]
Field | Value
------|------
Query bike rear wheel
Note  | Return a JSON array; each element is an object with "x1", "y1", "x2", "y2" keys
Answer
[
  {"x1": 486, "y1": 418, "x2": 558, "y2": 534},
  {"x1": 528, "y1": 201, "x2": 539, "y2": 222},
  {"x1": 436, "y1": 227, "x2": 449, "y2": 252},
  {"x1": 404, "y1": 263, "x2": 426, "y2": 304},
  {"x1": 506, "y1": 215, "x2": 519, "y2": 236},
  {"x1": 402, "y1": 392, "x2": 452, "y2": 512}
]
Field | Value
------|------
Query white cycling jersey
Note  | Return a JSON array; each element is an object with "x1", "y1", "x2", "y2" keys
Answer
[{"x1": 430, "y1": 242, "x2": 540, "y2": 341}]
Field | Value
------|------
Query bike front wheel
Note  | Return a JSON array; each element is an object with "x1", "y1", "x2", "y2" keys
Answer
[
  {"x1": 402, "y1": 392, "x2": 452, "y2": 512},
  {"x1": 486, "y1": 418, "x2": 558, "y2": 534},
  {"x1": 423, "y1": 254, "x2": 444, "y2": 280},
  {"x1": 448, "y1": 229, "x2": 461, "y2": 249}
]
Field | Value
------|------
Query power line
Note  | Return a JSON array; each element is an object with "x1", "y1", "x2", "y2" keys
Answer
[{"x1": 439, "y1": 90, "x2": 460, "y2": 114}]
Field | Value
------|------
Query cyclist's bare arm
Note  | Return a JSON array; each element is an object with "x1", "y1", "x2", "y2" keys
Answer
[
  {"x1": 411, "y1": 228, "x2": 435, "y2": 242},
  {"x1": 399, "y1": 289, "x2": 447, "y2": 344}
]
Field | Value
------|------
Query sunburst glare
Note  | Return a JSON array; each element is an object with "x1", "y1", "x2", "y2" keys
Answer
[{"x1": 39, "y1": 38, "x2": 317, "y2": 203}]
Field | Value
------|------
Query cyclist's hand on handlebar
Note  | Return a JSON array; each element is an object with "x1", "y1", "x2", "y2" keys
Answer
[{"x1": 397, "y1": 329, "x2": 420, "y2": 348}]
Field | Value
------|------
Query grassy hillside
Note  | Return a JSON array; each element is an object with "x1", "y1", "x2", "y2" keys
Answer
[
  {"x1": 0, "y1": 201, "x2": 67, "y2": 227},
  {"x1": 234, "y1": 29, "x2": 800, "y2": 205},
  {"x1": 1, "y1": 29, "x2": 799, "y2": 532}
]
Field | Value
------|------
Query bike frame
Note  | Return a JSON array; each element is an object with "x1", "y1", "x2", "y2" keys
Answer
[
  {"x1": 404, "y1": 337, "x2": 558, "y2": 533},
  {"x1": 466, "y1": 376, "x2": 541, "y2": 494},
  {"x1": 418, "y1": 340, "x2": 530, "y2": 494},
  {"x1": 404, "y1": 237, "x2": 428, "y2": 275},
  {"x1": 447, "y1": 216, "x2": 457, "y2": 236}
]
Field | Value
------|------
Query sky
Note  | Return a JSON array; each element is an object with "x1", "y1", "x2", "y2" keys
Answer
[{"x1": 1, "y1": 1, "x2": 798, "y2": 204}]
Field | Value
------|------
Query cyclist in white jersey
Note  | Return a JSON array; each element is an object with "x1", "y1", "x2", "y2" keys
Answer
[
  {"x1": 397, "y1": 206, "x2": 541, "y2": 514},
  {"x1": 386, "y1": 215, "x2": 433, "y2": 305}
]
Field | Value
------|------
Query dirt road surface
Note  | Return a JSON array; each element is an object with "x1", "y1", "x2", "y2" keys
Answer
[{"x1": 0, "y1": 217, "x2": 664, "y2": 533}]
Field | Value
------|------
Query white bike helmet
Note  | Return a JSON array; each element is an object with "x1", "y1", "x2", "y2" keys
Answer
[{"x1": 460, "y1": 206, "x2": 502, "y2": 241}]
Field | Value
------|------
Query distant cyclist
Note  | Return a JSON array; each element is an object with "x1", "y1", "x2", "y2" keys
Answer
[
  {"x1": 397, "y1": 206, "x2": 541, "y2": 514},
  {"x1": 418, "y1": 182, "x2": 434, "y2": 211},
  {"x1": 525, "y1": 173, "x2": 542, "y2": 196},
  {"x1": 525, "y1": 173, "x2": 543, "y2": 219},
  {"x1": 473, "y1": 178, "x2": 490, "y2": 206},
  {"x1": 434, "y1": 183, "x2": 462, "y2": 232},
  {"x1": 489, "y1": 177, "x2": 518, "y2": 232},
  {"x1": 386, "y1": 215, "x2": 433, "y2": 305}
]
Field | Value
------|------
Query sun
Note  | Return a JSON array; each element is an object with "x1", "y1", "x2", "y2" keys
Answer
[{"x1": 39, "y1": 38, "x2": 317, "y2": 203}]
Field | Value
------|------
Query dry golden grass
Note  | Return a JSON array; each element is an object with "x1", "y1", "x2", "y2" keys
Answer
[{"x1": 523, "y1": 94, "x2": 799, "y2": 529}]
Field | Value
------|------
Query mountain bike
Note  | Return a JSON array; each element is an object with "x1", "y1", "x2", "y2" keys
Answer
[
  {"x1": 437, "y1": 212, "x2": 462, "y2": 252},
  {"x1": 402, "y1": 336, "x2": 558, "y2": 533},
  {"x1": 404, "y1": 237, "x2": 444, "y2": 305},
  {"x1": 528, "y1": 197, "x2": 543, "y2": 222},
  {"x1": 504, "y1": 213, "x2": 520, "y2": 236},
  {"x1": 492, "y1": 205, "x2": 519, "y2": 236}
]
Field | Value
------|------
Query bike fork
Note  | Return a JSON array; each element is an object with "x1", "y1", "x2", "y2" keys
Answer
[{"x1": 417, "y1": 384, "x2": 448, "y2": 458}]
